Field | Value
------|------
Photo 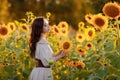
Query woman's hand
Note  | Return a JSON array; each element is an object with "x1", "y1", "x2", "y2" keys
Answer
[
  {"x1": 54, "y1": 50, "x2": 68, "y2": 61},
  {"x1": 55, "y1": 50, "x2": 63, "y2": 56},
  {"x1": 59, "y1": 50, "x2": 67, "y2": 58}
]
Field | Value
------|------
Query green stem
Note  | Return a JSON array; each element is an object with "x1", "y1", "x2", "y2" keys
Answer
[
  {"x1": 117, "y1": 19, "x2": 120, "y2": 39},
  {"x1": 116, "y1": 19, "x2": 120, "y2": 52}
]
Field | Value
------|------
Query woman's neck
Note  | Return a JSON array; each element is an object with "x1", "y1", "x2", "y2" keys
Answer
[{"x1": 41, "y1": 33, "x2": 46, "y2": 38}]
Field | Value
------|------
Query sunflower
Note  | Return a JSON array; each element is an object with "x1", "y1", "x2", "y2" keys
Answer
[
  {"x1": 58, "y1": 21, "x2": 68, "y2": 30},
  {"x1": 61, "y1": 40, "x2": 72, "y2": 53},
  {"x1": 75, "y1": 77, "x2": 79, "y2": 80},
  {"x1": 46, "y1": 12, "x2": 51, "y2": 20},
  {"x1": 19, "y1": 23, "x2": 29, "y2": 32},
  {"x1": 0, "y1": 24, "x2": 9, "y2": 39},
  {"x1": 85, "y1": 27, "x2": 95, "y2": 41},
  {"x1": 0, "y1": 63, "x2": 3, "y2": 67},
  {"x1": 78, "y1": 21, "x2": 85, "y2": 32},
  {"x1": 78, "y1": 21, "x2": 85, "y2": 28},
  {"x1": 92, "y1": 14, "x2": 108, "y2": 31},
  {"x1": 75, "y1": 60, "x2": 85, "y2": 68},
  {"x1": 102, "y1": 2, "x2": 120, "y2": 19},
  {"x1": 17, "y1": 71, "x2": 21, "y2": 75},
  {"x1": 65, "y1": 59, "x2": 70, "y2": 65},
  {"x1": 60, "y1": 29, "x2": 68, "y2": 37},
  {"x1": 85, "y1": 13, "x2": 93, "y2": 24},
  {"x1": 51, "y1": 25, "x2": 60, "y2": 34},
  {"x1": 2, "y1": 62, "x2": 9, "y2": 66},
  {"x1": 49, "y1": 25, "x2": 56, "y2": 34},
  {"x1": 12, "y1": 56, "x2": 16, "y2": 61},
  {"x1": 7, "y1": 22, "x2": 16, "y2": 33},
  {"x1": 76, "y1": 45, "x2": 87, "y2": 55},
  {"x1": 85, "y1": 42, "x2": 94, "y2": 50},
  {"x1": 63, "y1": 70, "x2": 69, "y2": 74},
  {"x1": 66, "y1": 60, "x2": 76, "y2": 67},
  {"x1": 55, "y1": 75, "x2": 60, "y2": 80},
  {"x1": 76, "y1": 33, "x2": 85, "y2": 43}
]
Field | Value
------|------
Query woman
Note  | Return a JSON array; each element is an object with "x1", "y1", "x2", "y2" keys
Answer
[{"x1": 29, "y1": 17, "x2": 66, "y2": 80}]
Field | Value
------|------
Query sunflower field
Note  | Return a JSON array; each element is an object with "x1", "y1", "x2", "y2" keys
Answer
[{"x1": 0, "y1": 2, "x2": 120, "y2": 80}]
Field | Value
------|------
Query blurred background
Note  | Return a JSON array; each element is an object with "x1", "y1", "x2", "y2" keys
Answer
[{"x1": 0, "y1": 0, "x2": 120, "y2": 29}]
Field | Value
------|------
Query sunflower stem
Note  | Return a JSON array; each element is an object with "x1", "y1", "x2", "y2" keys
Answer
[
  {"x1": 116, "y1": 20, "x2": 120, "y2": 38},
  {"x1": 116, "y1": 19, "x2": 120, "y2": 51}
]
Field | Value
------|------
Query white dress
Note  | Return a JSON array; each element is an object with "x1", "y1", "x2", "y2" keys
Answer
[{"x1": 29, "y1": 37, "x2": 55, "y2": 80}]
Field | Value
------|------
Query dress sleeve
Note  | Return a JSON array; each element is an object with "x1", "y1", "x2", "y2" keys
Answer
[{"x1": 35, "y1": 44, "x2": 55, "y2": 66}]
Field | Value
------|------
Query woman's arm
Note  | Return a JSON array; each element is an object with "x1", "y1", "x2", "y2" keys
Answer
[{"x1": 53, "y1": 50, "x2": 66, "y2": 61}]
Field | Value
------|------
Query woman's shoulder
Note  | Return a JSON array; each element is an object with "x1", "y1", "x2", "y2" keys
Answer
[
  {"x1": 36, "y1": 40, "x2": 49, "y2": 47},
  {"x1": 37, "y1": 37, "x2": 49, "y2": 44}
]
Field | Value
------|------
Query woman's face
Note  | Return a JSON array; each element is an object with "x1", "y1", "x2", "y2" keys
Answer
[{"x1": 43, "y1": 19, "x2": 50, "y2": 33}]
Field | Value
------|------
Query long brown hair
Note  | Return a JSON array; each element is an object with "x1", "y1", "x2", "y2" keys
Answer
[{"x1": 29, "y1": 17, "x2": 44, "y2": 58}]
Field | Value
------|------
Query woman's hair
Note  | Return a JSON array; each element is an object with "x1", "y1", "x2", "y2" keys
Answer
[{"x1": 29, "y1": 17, "x2": 44, "y2": 58}]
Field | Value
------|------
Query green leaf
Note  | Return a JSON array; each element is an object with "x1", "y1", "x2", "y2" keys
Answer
[
  {"x1": 0, "y1": 46, "x2": 5, "y2": 51},
  {"x1": 104, "y1": 39, "x2": 114, "y2": 52}
]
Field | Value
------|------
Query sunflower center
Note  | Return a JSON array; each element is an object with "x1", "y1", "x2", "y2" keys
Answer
[
  {"x1": 78, "y1": 49, "x2": 84, "y2": 53},
  {"x1": 87, "y1": 16, "x2": 91, "y2": 20},
  {"x1": 62, "y1": 24, "x2": 65, "y2": 28},
  {"x1": 87, "y1": 44, "x2": 92, "y2": 47},
  {"x1": 10, "y1": 25, "x2": 14, "y2": 30},
  {"x1": 88, "y1": 30, "x2": 93, "y2": 36},
  {"x1": 56, "y1": 42, "x2": 59, "y2": 46},
  {"x1": 54, "y1": 27, "x2": 59, "y2": 33},
  {"x1": 95, "y1": 18, "x2": 105, "y2": 27},
  {"x1": 22, "y1": 26, "x2": 27, "y2": 30},
  {"x1": 62, "y1": 30, "x2": 66, "y2": 33},
  {"x1": 80, "y1": 24, "x2": 83, "y2": 27},
  {"x1": 78, "y1": 35, "x2": 82, "y2": 39},
  {"x1": 0, "y1": 27, "x2": 8, "y2": 35},
  {"x1": 63, "y1": 42, "x2": 70, "y2": 49},
  {"x1": 105, "y1": 5, "x2": 120, "y2": 18},
  {"x1": 12, "y1": 56, "x2": 16, "y2": 60}
]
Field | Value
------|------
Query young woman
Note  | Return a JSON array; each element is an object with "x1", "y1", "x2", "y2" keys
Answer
[{"x1": 29, "y1": 17, "x2": 66, "y2": 80}]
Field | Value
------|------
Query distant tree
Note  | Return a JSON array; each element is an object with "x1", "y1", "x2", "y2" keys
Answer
[
  {"x1": 8, "y1": 0, "x2": 120, "y2": 30},
  {"x1": 47, "y1": 0, "x2": 77, "y2": 28},
  {"x1": 8, "y1": 0, "x2": 34, "y2": 20},
  {"x1": 73, "y1": 0, "x2": 92, "y2": 29},
  {"x1": 0, "y1": 0, "x2": 10, "y2": 24},
  {"x1": 89, "y1": 0, "x2": 120, "y2": 14},
  {"x1": 8, "y1": 0, "x2": 50, "y2": 21},
  {"x1": 47, "y1": 0, "x2": 92, "y2": 29}
]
